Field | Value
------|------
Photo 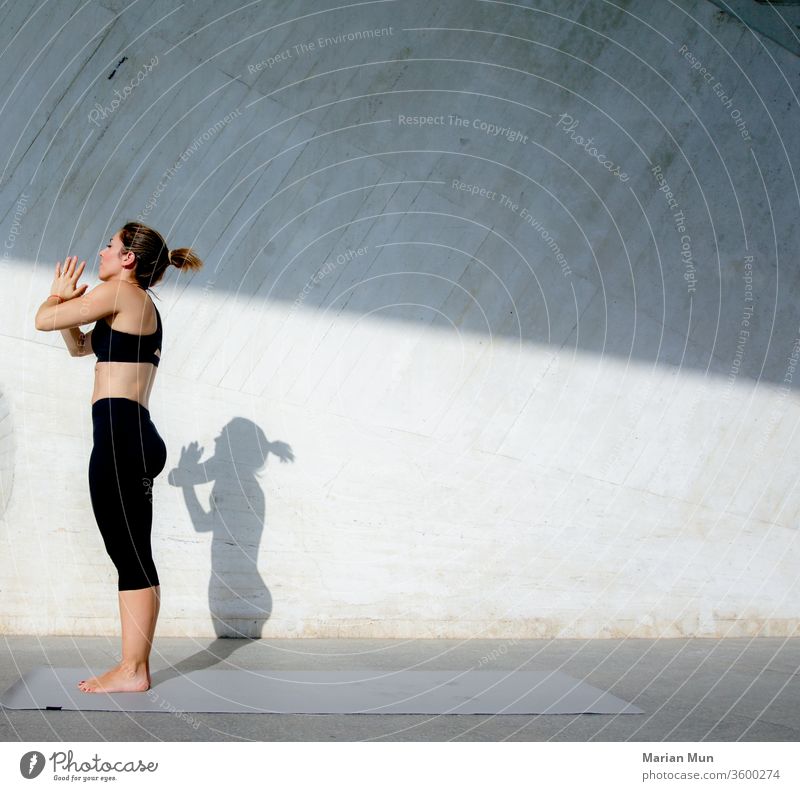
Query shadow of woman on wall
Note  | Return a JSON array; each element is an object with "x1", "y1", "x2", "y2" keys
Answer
[{"x1": 151, "y1": 417, "x2": 294, "y2": 684}]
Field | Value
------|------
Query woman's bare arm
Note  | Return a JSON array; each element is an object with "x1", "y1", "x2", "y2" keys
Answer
[{"x1": 59, "y1": 327, "x2": 93, "y2": 357}]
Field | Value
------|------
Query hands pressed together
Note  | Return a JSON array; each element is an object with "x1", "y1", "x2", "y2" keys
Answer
[{"x1": 50, "y1": 255, "x2": 88, "y2": 301}]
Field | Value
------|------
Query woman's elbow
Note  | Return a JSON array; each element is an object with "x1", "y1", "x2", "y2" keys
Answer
[{"x1": 35, "y1": 315, "x2": 55, "y2": 332}]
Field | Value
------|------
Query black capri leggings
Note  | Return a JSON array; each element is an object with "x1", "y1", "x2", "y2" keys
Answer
[{"x1": 88, "y1": 397, "x2": 168, "y2": 591}]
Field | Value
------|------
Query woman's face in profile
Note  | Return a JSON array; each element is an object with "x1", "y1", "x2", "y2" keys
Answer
[{"x1": 99, "y1": 232, "x2": 129, "y2": 281}]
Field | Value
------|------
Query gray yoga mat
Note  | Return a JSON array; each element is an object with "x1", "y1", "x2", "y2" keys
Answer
[{"x1": 1, "y1": 667, "x2": 643, "y2": 714}]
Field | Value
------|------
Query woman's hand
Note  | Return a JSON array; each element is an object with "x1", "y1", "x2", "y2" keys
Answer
[{"x1": 50, "y1": 255, "x2": 88, "y2": 301}]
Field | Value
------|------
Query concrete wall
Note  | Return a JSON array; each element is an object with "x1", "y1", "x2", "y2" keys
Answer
[{"x1": 1, "y1": 0, "x2": 798, "y2": 638}]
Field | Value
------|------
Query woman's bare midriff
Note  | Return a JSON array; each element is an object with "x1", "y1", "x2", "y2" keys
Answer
[
  {"x1": 90, "y1": 283, "x2": 159, "y2": 410},
  {"x1": 91, "y1": 361, "x2": 157, "y2": 409}
]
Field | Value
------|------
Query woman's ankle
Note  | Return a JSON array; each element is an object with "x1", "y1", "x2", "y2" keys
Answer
[{"x1": 118, "y1": 658, "x2": 149, "y2": 674}]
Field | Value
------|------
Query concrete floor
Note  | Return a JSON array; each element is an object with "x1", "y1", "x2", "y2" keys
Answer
[{"x1": 1, "y1": 636, "x2": 798, "y2": 741}]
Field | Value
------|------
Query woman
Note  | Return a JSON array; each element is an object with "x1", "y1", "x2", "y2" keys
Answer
[{"x1": 35, "y1": 221, "x2": 203, "y2": 693}]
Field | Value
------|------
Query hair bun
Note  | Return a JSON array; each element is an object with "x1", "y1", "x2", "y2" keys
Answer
[{"x1": 119, "y1": 221, "x2": 204, "y2": 286}]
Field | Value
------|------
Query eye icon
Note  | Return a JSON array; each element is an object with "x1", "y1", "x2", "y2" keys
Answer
[{"x1": 20, "y1": 751, "x2": 45, "y2": 779}]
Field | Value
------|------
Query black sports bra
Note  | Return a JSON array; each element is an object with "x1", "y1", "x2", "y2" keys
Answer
[{"x1": 92, "y1": 296, "x2": 162, "y2": 367}]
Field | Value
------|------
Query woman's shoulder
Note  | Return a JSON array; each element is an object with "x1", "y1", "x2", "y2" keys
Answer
[{"x1": 108, "y1": 281, "x2": 158, "y2": 332}]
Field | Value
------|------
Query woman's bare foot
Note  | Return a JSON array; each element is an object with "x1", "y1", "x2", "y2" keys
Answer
[{"x1": 78, "y1": 662, "x2": 149, "y2": 693}]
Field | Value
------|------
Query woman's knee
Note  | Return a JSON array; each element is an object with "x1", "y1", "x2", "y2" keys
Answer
[{"x1": 118, "y1": 563, "x2": 159, "y2": 591}]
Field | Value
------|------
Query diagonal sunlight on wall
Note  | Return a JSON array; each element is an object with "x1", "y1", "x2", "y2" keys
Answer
[{"x1": 4, "y1": 267, "x2": 799, "y2": 637}]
